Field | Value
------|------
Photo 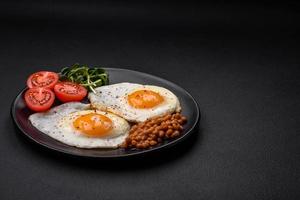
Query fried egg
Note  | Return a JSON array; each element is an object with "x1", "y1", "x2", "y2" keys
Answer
[
  {"x1": 88, "y1": 82, "x2": 181, "y2": 122},
  {"x1": 29, "y1": 102, "x2": 130, "y2": 148}
]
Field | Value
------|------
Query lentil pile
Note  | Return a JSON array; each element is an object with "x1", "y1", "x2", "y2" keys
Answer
[{"x1": 121, "y1": 113, "x2": 187, "y2": 149}]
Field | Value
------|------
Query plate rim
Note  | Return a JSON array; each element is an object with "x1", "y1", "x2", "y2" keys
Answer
[{"x1": 11, "y1": 68, "x2": 201, "y2": 158}]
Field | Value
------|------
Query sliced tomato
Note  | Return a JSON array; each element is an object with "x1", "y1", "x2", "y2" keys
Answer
[
  {"x1": 27, "y1": 71, "x2": 59, "y2": 89},
  {"x1": 24, "y1": 88, "x2": 55, "y2": 112},
  {"x1": 54, "y1": 82, "x2": 87, "y2": 102}
]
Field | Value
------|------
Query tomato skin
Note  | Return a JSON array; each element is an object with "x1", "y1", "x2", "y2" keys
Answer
[
  {"x1": 54, "y1": 82, "x2": 87, "y2": 102},
  {"x1": 24, "y1": 88, "x2": 55, "y2": 112},
  {"x1": 27, "y1": 71, "x2": 59, "y2": 89}
]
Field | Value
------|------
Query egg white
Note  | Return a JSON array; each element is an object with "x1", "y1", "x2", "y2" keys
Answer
[
  {"x1": 29, "y1": 102, "x2": 130, "y2": 148},
  {"x1": 88, "y1": 82, "x2": 181, "y2": 122}
]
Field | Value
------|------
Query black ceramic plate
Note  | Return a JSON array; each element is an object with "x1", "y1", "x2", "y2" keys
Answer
[{"x1": 11, "y1": 68, "x2": 200, "y2": 158}]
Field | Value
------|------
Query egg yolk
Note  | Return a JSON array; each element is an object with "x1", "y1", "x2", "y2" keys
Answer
[
  {"x1": 128, "y1": 90, "x2": 164, "y2": 109},
  {"x1": 73, "y1": 113, "x2": 113, "y2": 137}
]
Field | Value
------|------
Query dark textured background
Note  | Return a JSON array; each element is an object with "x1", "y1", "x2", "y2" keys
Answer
[{"x1": 0, "y1": 1, "x2": 299, "y2": 200}]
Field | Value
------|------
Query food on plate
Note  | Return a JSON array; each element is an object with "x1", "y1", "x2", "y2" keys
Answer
[
  {"x1": 60, "y1": 63, "x2": 109, "y2": 93},
  {"x1": 54, "y1": 82, "x2": 87, "y2": 102},
  {"x1": 29, "y1": 102, "x2": 130, "y2": 148},
  {"x1": 23, "y1": 66, "x2": 189, "y2": 150},
  {"x1": 121, "y1": 113, "x2": 187, "y2": 149},
  {"x1": 24, "y1": 66, "x2": 99, "y2": 111},
  {"x1": 24, "y1": 87, "x2": 55, "y2": 112},
  {"x1": 88, "y1": 83, "x2": 181, "y2": 122},
  {"x1": 27, "y1": 71, "x2": 59, "y2": 89}
]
